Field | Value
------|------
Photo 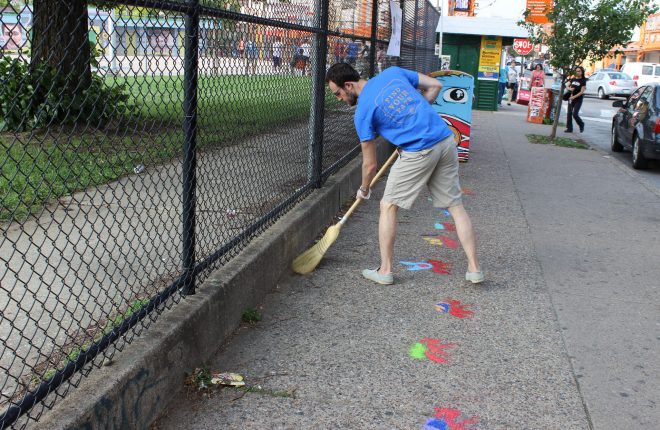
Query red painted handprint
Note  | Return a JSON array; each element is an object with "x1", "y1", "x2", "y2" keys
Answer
[
  {"x1": 447, "y1": 299, "x2": 474, "y2": 319},
  {"x1": 420, "y1": 338, "x2": 455, "y2": 363},
  {"x1": 427, "y1": 259, "x2": 452, "y2": 275}
]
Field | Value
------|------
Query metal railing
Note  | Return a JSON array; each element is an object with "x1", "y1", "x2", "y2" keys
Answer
[{"x1": 0, "y1": 0, "x2": 439, "y2": 427}]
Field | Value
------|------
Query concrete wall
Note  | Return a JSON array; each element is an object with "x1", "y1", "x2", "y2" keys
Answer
[{"x1": 35, "y1": 140, "x2": 393, "y2": 430}]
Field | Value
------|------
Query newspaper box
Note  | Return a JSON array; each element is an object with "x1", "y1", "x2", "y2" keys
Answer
[
  {"x1": 517, "y1": 76, "x2": 531, "y2": 105},
  {"x1": 429, "y1": 70, "x2": 474, "y2": 162},
  {"x1": 527, "y1": 86, "x2": 553, "y2": 123}
]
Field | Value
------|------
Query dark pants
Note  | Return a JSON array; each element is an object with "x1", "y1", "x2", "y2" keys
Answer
[
  {"x1": 497, "y1": 82, "x2": 506, "y2": 104},
  {"x1": 566, "y1": 97, "x2": 584, "y2": 131}
]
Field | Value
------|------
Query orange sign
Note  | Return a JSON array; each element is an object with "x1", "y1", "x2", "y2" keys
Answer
[
  {"x1": 526, "y1": 87, "x2": 547, "y2": 124},
  {"x1": 526, "y1": 0, "x2": 552, "y2": 24}
]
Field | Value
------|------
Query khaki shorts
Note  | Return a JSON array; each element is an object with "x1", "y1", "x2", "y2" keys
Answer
[{"x1": 382, "y1": 136, "x2": 462, "y2": 209}]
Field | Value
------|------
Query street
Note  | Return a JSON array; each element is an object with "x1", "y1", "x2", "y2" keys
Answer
[{"x1": 564, "y1": 95, "x2": 660, "y2": 189}]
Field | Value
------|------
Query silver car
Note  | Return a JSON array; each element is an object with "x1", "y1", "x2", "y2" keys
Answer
[{"x1": 586, "y1": 72, "x2": 635, "y2": 99}]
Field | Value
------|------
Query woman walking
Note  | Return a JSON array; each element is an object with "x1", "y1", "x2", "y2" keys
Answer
[
  {"x1": 565, "y1": 66, "x2": 587, "y2": 133},
  {"x1": 531, "y1": 63, "x2": 545, "y2": 88}
]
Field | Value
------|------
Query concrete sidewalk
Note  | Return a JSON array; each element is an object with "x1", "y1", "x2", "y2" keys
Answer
[{"x1": 153, "y1": 106, "x2": 659, "y2": 429}]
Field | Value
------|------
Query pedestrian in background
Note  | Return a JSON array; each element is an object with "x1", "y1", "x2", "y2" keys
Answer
[
  {"x1": 245, "y1": 39, "x2": 258, "y2": 74},
  {"x1": 376, "y1": 45, "x2": 386, "y2": 73},
  {"x1": 506, "y1": 60, "x2": 518, "y2": 105},
  {"x1": 300, "y1": 39, "x2": 311, "y2": 75},
  {"x1": 325, "y1": 63, "x2": 483, "y2": 286},
  {"x1": 565, "y1": 66, "x2": 587, "y2": 133},
  {"x1": 334, "y1": 38, "x2": 345, "y2": 64},
  {"x1": 531, "y1": 63, "x2": 545, "y2": 88},
  {"x1": 289, "y1": 41, "x2": 301, "y2": 75},
  {"x1": 346, "y1": 39, "x2": 359, "y2": 66},
  {"x1": 497, "y1": 64, "x2": 508, "y2": 106},
  {"x1": 237, "y1": 38, "x2": 245, "y2": 58},
  {"x1": 272, "y1": 37, "x2": 283, "y2": 72}
]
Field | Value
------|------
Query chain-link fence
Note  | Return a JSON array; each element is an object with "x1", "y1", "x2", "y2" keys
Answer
[{"x1": 0, "y1": 0, "x2": 439, "y2": 427}]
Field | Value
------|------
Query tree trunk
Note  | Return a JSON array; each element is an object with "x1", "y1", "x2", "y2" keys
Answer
[
  {"x1": 31, "y1": 0, "x2": 91, "y2": 94},
  {"x1": 550, "y1": 80, "x2": 565, "y2": 140}
]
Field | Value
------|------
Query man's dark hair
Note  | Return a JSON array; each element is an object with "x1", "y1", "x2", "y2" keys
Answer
[{"x1": 325, "y1": 63, "x2": 360, "y2": 86}]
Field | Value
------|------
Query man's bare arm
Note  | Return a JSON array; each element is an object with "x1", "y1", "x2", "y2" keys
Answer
[
  {"x1": 360, "y1": 140, "x2": 378, "y2": 191},
  {"x1": 417, "y1": 73, "x2": 442, "y2": 104}
]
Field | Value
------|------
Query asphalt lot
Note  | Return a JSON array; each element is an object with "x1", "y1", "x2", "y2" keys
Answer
[{"x1": 561, "y1": 95, "x2": 660, "y2": 189}]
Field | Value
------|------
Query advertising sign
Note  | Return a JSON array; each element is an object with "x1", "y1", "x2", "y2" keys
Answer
[
  {"x1": 387, "y1": 0, "x2": 402, "y2": 57},
  {"x1": 477, "y1": 36, "x2": 502, "y2": 81},
  {"x1": 441, "y1": 55, "x2": 451, "y2": 70},
  {"x1": 513, "y1": 38, "x2": 533, "y2": 55},
  {"x1": 454, "y1": 0, "x2": 470, "y2": 11},
  {"x1": 526, "y1": 87, "x2": 547, "y2": 123},
  {"x1": 526, "y1": 0, "x2": 552, "y2": 24}
]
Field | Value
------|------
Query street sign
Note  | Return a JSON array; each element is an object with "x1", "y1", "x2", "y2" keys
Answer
[
  {"x1": 525, "y1": 0, "x2": 552, "y2": 24},
  {"x1": 513, "y1": 38, "x2": 533, "y2": 55}
]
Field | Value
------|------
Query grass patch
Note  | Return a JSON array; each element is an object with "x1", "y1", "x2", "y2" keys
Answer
[
  {"x1": 2, "y1": 75, "x2": 339, "y2": 222},
  {"x1": 241, "y1": 308, "x2": 262, "y2": 324},
  {"x1": 526, "y1": 134, "x2": 589, "y2": 149},
  {"x1": 1, "y1": 134, "x2": 146, "y2": 222}
]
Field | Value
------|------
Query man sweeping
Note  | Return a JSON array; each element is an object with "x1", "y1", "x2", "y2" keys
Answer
[{"x1": 325, "y1": 63, "x2": 484, "y2": 285}]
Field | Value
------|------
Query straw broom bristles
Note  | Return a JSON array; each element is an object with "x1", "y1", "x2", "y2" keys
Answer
[{"x1": 291, "y1": 150, "x2": 398, "y2": 274}]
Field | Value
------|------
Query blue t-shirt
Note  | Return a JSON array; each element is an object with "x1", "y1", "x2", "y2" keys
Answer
[
  {"x1": 347, "y1": 42, "x2": 359, "y2": 59},
  {"x1": 499, "y1": 66, "x2": 508, "y2": 83},
  {"x1": 354, "y1": 66, "x2": 453, "y2": 151}
]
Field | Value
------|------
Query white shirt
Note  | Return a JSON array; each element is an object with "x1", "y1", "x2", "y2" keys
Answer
[
  {"x1": 273, "y1": 41, "x2": 283, "y2": 58},
  {"x1": 301, "y1": 43, "x2": 311, "y2": 57},
  {"x1": 507, "y1": 68, "x2": 518, "y2": 84}
]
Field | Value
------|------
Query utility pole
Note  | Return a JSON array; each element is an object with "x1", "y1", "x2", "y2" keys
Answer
[{"x1": 437, "y1": 0, "x2": 445, "y2": 59}]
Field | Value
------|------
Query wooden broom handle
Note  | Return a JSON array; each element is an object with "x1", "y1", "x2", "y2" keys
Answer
[{"x1": 340, "y1": 150, "x2": 399, "y2": 224}]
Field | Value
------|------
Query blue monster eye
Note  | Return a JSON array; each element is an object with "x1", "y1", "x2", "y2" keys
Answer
[{"x1": 442, "y1": 87, "x2": 468, "y2": 103}]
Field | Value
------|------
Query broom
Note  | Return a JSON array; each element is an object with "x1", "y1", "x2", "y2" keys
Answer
[{"x1": 292, "y1": 150, "x2": 399, "y2": 275}]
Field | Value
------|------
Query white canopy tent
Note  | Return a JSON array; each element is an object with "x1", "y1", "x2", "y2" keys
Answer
[{"x1": 436, "y1": 16, "x2": 530, "y2": 38}]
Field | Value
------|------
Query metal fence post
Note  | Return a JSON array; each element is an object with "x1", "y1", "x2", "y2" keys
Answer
[
  {"x1": 412, "y1": 0, "x2": 419, "y2": 67},
  {"x1": 182, "y1": 0, "x2": 199, "y2": 296},
  {"x1": 369, "y1": 0, "x2": 379, "y2": 77},
  {"x1": 399, "y1": 0, "x2": 405, "y2": 67},
  {"x1": 308, "y1": 0, "x2": 330, "y2": 187}
]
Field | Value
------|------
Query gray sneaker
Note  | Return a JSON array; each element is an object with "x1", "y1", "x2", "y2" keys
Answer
[
  {"x1": 362, "y1": 268, "x2": 394, "y2": 285},
  {"x1": 465, "y1": 271, "x2": 485, "y2": 284}
]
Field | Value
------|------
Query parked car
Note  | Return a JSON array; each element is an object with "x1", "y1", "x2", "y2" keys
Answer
[
  {"x1": 620, "y1": 62, "x2": 660, "y2": 87},
  {"x1": 527, "y1": 59, "x2": 544, "y2": 71},
  {"x1": 585, "y1": 72, "x2": 635, "y2": 99},
  {"x1": 611, "y1": 83, "x2": 660, "y2": 169}
]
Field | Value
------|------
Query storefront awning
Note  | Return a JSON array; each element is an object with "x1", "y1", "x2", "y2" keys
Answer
[{"x1": 437, "y1": 16, "x2": 530, "y2": 39}]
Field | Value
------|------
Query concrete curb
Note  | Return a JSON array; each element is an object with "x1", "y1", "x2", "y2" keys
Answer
[{"x1": 35, "y1": 141, "x2": 393, "y2": 430}]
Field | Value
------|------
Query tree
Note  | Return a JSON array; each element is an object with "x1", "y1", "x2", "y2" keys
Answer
[
  {"x1": 31, "y1": 0, "x2": 92, "y2": 94},
  {"x1": 521, "y1": 0, "x2": 656, "y2": 139}
]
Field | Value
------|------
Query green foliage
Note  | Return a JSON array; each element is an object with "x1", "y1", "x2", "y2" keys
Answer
[
  {"x1": 0, "y1": 0, "x2": 25, "y2": 10},
  {"x1": 0, "y1": 134, "x2": 148, "y2": 222},
  {"x1": 0, "y1": 55, "x2": 133, "y2": 132},
  {"x1": 103, "y1": 298, "x2": 150, "y2": 334},
  {"x1": 527, "y1": 133, "x2": 589, "y2": 149},
  {"x1": 187, "y1": 367, "x2": 213, "y2": 388},
  {"x1": 521, "y1": 0, "x2": 656, "y2": 81},
  {"x1": 40, "y1": 368, "x2": 56, "y2": 382},
  {"x1": 242, "y1": 308, "x2": 262, "y2": 324}
]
